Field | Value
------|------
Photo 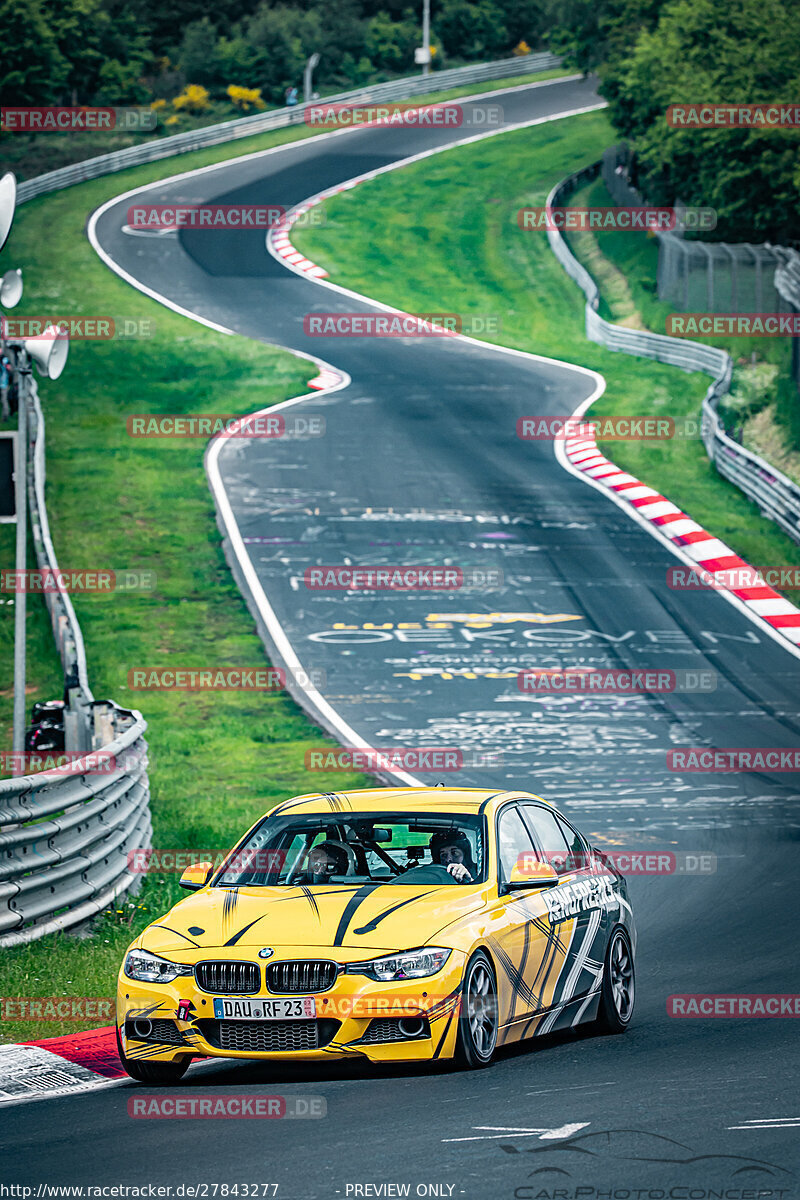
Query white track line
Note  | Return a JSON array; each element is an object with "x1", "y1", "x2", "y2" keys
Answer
[
  {"x1": 87, "y1": 89, "x2": 607, "y2": 781},
  {"x1": 89, "y1": 84, "x2": 800, "y2": 803},
  {"x1": 262, "y1": 107, "x2": 800, "y2": 664}
]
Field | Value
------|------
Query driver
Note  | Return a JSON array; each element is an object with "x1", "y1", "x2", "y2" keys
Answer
[
  {"x1": 306, "y1": 840, "x2": 350, "y2": 882},
  {"x1": 429, "y1": 830, "x2": 476, "y2": 883}
]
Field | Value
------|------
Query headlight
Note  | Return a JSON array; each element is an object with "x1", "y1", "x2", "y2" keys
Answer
[
  {"x1": 124, "y1": 948, "x2": 194, "y2": 984},
  {"x1": 350, "y1": 947, "x2": 451, "y2": 982}
]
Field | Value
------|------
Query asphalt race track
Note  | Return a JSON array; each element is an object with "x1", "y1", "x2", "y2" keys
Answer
[{"x1": 3, "y1": 75, "x2": 797, "y2": 1196}]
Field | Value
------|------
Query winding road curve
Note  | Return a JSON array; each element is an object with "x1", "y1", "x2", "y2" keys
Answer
[{"x1": 3, "y1": 76, "x2": 798, "y2": 1195}]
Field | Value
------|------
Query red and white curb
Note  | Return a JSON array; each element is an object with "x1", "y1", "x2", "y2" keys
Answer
[
  {"x1": 307, "y1": 366, "x2": 345, "y2": 390},
  {"x1": 268, "y1": 128, "x2": 800, "y2": 658},
  {"x1": 271, "y1": 218, "x2": 328, "y2": 278},
  {"x1": 270, "y1": 184, "x2": 360, "y2": 278},
  {"x1": 267, "y1": 103, "x2": 606, "y2": 285},
  {"x1": 563, "y1": 432, "x2": 800, "y2": 646},
  {"x1": 0, "y1": 1028, "x2": 127, "y2": 1106}
]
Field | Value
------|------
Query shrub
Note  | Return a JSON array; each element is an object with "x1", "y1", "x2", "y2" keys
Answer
[
  {"x1": 172, "y1": 84, "x2": 210, "y2": 112},
  {"x1": 227, "y1": 84, "x2": 266, "y2": 110}
]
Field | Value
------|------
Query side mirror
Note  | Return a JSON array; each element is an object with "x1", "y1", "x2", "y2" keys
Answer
[
  {"x1": 179, "y1": 861, "x2": 213, "y2": 891},
  {"x1": 505, "y1": 855, "x2": 559, "y2": 890}
]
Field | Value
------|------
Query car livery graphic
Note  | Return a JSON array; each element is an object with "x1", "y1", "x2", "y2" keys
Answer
[{"x1": 117, "y1": 787, "x2": 636, "y2": 1081}]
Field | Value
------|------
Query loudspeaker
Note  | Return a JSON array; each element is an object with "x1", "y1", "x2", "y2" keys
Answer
[{"x1": 19, "y1": 325, "x2": 69, "y2": 380}]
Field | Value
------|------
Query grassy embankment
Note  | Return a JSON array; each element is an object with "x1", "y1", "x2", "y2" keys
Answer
[{"x1": 293, "y1": 110, "x2": 800, "y2": 601}]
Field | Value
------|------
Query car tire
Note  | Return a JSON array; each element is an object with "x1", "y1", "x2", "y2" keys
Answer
[
  {"x1": 594, "y1": 927, "x2": 635, "y2": 1034},
  {"x1": 455, "y1": 950, "x2": 499, "y2": 1069},
  {"x1": 116, "y1": 1024, "x2": 191, "y2": 1085}
]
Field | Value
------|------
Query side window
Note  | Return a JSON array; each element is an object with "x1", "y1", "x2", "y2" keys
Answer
[
  {"x1": 519, "y1": 805, "x2": 574, "y2": 876},
  {"x1": 556, "y1": 815, "x2": 589, "y2": 873},
  {"x1": 496, "y1": 805, "x2": 535, "y2": 883}
]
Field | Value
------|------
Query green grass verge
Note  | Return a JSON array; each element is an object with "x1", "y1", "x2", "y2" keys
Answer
[
  {"x1": 293, "y1": 111, "x2": 800, "y2": 605},
  {"x1": 0, "y1": 103, "x2": 398, "y2": 1046},
  {"x1": 0, "y1": 67, "x2": 576, "y2": 1045}
]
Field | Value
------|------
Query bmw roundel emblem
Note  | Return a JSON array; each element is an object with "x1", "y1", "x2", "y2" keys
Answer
[{"x1": 258, "y1": 947, "x2": 274, "y2": 959}]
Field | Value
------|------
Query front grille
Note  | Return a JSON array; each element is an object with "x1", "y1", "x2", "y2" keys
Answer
[
  {"x1": 357, "y1": 1017, "x2": 430, "y2": 1045},
  {"x1": 125, "y1": 1018, "x2": 187, "y2": 1046},
  {"x1": 195, "y1": 960, "x2": 260, "y2": 994},
  {"x1": 266, "y1": 960, "x2": 338, "y2": 994},
  {"x1": 196, "y1": 1019, "x2": 340, "y2": 1053}
]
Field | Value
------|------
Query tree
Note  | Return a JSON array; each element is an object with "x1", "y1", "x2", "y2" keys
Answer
[
  {"x1": 35, "y1": 0, "x2": 151, "y2": 104},
  {"x1": 223, "y1": 4, "x2": 318, "y2": 101},
  {"x1": 0, "y1": 0, "x2": 68, "y2": 104},
  {"x1": 435, "y1": 0, "x2": 509, "y2": 60},
  {"x1": 600, "y1": 0, "x2": 800, "y2": 243},
  {"x1": 178, "y1": 18, "x2": 224, "y2": 88},
  {"x1": 502, "y1": 0, "x2": 546, "y2": 50},
  {"x1": 366, "y1": 11, "x2": 421, "y2": 72}
]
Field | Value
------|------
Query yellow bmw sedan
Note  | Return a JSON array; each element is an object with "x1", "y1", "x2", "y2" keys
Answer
[{"x1": 117, "y1": 787, "x2": 636, "y2": 1082}]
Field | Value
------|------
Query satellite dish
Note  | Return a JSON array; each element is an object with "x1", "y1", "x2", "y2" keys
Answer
[
  {"x1": 0, "y1": 174, "x2": 17, "y2": 254},
  {"x1": 0, "y1": 268, "x2": 23, "y2": 308}
]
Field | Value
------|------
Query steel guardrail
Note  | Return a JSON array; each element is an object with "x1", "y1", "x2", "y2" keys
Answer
[
  {"x1": 26, "y1": 378, "x2": 93, "y2": 703},
  {"x1": 0, "y1": 386, "x2": 151, "y2": 947},
  {"x1": 0, "y1": 712, "x2": 151, "y2": 946},
  {"x1": 546, "y1": 165, "x2": 800, "y2": 545},
  {"x1": 2, "y1": 53, "x2": 565, "y2": 947},
  {"x1": 16, "y1": 53, "x2": 562, "y2": 205}
]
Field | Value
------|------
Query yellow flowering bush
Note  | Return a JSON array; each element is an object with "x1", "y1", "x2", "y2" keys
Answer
[
  {"x1": 512, "y1": 40, "x2": 531, "y2": 56},
  {"x1": 172, "y1": 84, "x2": 210, "y2": 112},
  {"x1": 227, "y1": 85, "x2": 267, "y2": 111}
]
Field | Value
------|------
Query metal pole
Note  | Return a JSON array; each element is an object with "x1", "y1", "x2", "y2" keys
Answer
[
  {"x1": 304, "y1": 53, "x2": 320, "y2": 104},
  {"x1": 12, "y1": 362, "x2": 28, "y2": 766},
  {"x1": 422, "y1": 0, "x2": 431, "y2": 75}
]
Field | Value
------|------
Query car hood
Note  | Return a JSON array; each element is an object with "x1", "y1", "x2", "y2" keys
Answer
[{"x1": 142, "y1": 883, "x2": 485, "y2": 955}]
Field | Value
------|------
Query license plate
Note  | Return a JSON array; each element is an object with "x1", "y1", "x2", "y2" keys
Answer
[{"x1": 212, "y1": 996, "x2": 316, "y2": 1020}]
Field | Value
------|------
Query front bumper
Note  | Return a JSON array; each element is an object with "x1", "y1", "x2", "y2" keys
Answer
[{"x1": 117, "y1": 949, "x2": 466, "y2": 1065}]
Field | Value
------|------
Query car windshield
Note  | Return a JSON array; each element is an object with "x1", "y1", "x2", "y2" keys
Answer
[{"x1": 213, "y1": 811, "x2": 486, "y2": 887}]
